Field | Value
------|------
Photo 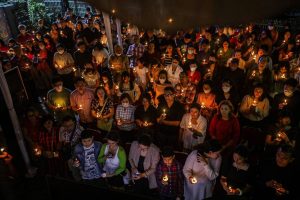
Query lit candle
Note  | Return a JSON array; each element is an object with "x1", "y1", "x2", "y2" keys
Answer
[
  {"x1": 117, "y1": 119, "x2": 122, "y2": 125},
  {"x1": 201, "y1": 102, "x2": 205, "y2": 108},
  {"x1": 228, "y1": 186, "x2": 233, "y2": 192},
  {"x1": 144, "y1": 121, "x2": 149, "y2": 127},
  {"x1": 73, "y1": 67, "x2": 77, "y2": 72},
  {"x1": 188, "y1": 121, "x2": 192, "y2": 128},
  {"x1": 133, "y1": 68, "x2": 136, "y2": 73},
  {"x1": 78, "y1": 104, "x2": 83, "y2": 109},
  {"x1": 162, "y1": 109, "x2": 167, "y2": 117},
  {"x1": 162, "y1": 174, "x2": 169, "y2": 182},
  {"x1": 251, "y1": 70, "x2": 256, "y2": 77},
  {"x1": 280, "y1": 73, "x2": 286, "y2": 79},
  {"x1": 162, "y1": 53, "x2": 166, "y2": 59},
  {"x1": 219, "y1": 50, "x2": 223, "y2": 55},
  {"x1": 183, "y1": 57, "x2": 186, "y2": 62},
  {"x1": 252, "y1": 100, "x2": 257, "y2": 107},
  {"x1": 145, "y1": 42, "x2": 148, "y2": 46},
  {"x1": 150, "y1": 77, "x2": 154, "y2": 83},
  {"x1": 96, "y1": 112, "x2": 100, "y2": 118},
  {"x1": 191, "y1": 176, "x2": 198, "y2": 184},
  {"x1": 282, "y1": 99, "x2": 288, "y2": 106},
  {"x1": 56, "y1": 103, "x2": 61, "y2": 108},
  {"x1": 115, "y1": 85, "x2": 119, "y2": 90},
  {"x1": 0, "y1": 147, "x2": 5, "y2": 153},
  {"x1": 202, "y1": 59, "x2": 207, "y2": 64},
  {"x1": 34, "y1": 147, "x2": 42, "y2": 156}
]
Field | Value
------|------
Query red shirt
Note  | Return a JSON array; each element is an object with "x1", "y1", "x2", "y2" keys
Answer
[
  {"x1": 187, "y1": 70, "x2": 201, "y2": 84},
  {"x1": 209, "y1": 114, "x2": 240, "y2": 146}
]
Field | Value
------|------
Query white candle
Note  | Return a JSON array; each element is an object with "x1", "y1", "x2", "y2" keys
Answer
[
  {"x1": 162, "y1": 174, "x2": 169, "y2": 182},
  {"x1": 191, "y1": 177, "x2": 197, "y2": 184}
]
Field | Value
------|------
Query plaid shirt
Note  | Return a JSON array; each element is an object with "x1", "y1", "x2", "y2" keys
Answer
[
  {"x1": 156, "y1": 159, "x2": 184, "y2": 198},
  {"x1": 126, "y1": 43, "x2": 145, "y2": 67},
  {"x1": 38, "y1": 127, "x2": 59, "y2": 152},
  {"x1": 116, "y1": 104, "x2": 136, "y2": 131},
  {"x1": 59, "y1": 124, "x2": 83, "y2": 146}
]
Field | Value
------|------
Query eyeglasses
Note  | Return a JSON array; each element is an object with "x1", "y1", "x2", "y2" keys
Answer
[{"x1": 164, "y1": 93, "x2": 173, "y2": 97}]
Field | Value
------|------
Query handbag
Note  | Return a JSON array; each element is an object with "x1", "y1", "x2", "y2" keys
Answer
[{"x1": 96, "y1": 98, "x2": 113, "y2": 132}]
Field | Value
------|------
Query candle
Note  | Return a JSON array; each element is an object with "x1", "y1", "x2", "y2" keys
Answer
[
  {"x1": 183, "y1": 57, "x2": 186, "y2": 62},
  {"x1": 0, "y1": 147, "x2": 5, "y2": 153},
  {"x1": 252, "y1": 100, "x2": 257, "y2": 107},
  {"x1": 188, "y1": 121, "x2": 192, "y2": 128},
  {"x1": 115, "y1": 85, "x2": 119, "y2": 90},
  {"x1": 228, "y1": 186, "x2": 233, "y2": 192},
  {"x1": 34, "y1": 147, "x2": 42, "y2": 156},
  {"x1": 133, "y1": 68, "x2": 136, "y2": 73},
  {"x1": 280, "y1": 74, "x2": 286, "y2": 79},
  {"x1": 78, "y1": 104, "x2": 83, "y2": 109},
  {"x1": 144, "y1": 121, "x2": 149, "y2": 127},
  {"x1": 162, "y1": 174, "x2": 169, "y2": 182},
  {"x1": 43, "y1": 97, "x2": 46, "y2": 102},
  {"x1": 219, "y1": 50, "x2": 223, "y2": 55},
  {"x1": 162, "y1": 53, "x2": 166, "y2": 59},
  {"x1": 162, "y1": 109, "x2": 167, "y2": 117},
  {"x1": 202, "y1": 59, "x2": 207, "y2": 64},
  {"x1": 150, "y1": 77, "x2": 154, "y2": 83},
  {"x1": 201, "y1": 102, "x2": 205, "y2": 108},
  {"x1": 145, "y1": 42, "x2": 148, "y2": 46},
  {"x1": 282, "y1": 99, "x2": 288, "y2": 106},
  {"x1": 191, "y1": 176, "x2": 198, "y2": 184},
  {"x1": 117, "y1": 119, "x2": 122, "y2": 125},
  {"x1": 56, "y1": 103, "x2": 61, "y2": 109},
  {"x1": 73, "y1": 67, "x2": 77, "y2": 72},
  {"x1": 96, "y1": 112, "x2": 101, "y2": 118},
  {"x1": 251, "y1": 70, "x2": 256, "y2": 77},
  {"x1": 253, "y1": 55, "x2": 257, "y2": 60}
]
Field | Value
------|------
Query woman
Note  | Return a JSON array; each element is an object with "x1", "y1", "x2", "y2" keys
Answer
[
  {"x1": 179, "y1": 103, "x2": 207, "y2": 152},
  {"x1": 117, "y1": 71, "x2": 141, "y2": 103},
  {"x1": 220, "y1": 145, "x2": 255, "y2": 198},
  {"x1": 196, "y1": 80, "x2": 218, "y2": 121},
  {"x1": 49, "y1": 23, "x2": 60, "y2": 44},
  {"x1": 100, "y1": 72, "x2": 114, "y2": 97},
  {"x1": 98, "y1": 132, "x2": 127, "y2": 187},
  {"x1": 209, "y1": 100, "x2": 240, "y2": 157},
  {"x1": 217, "y1": 40, "x2": 234, "y2": 66},
  {"x1": 115, "y1": 93, "x2": 136, "y2": 143},
  {"x1": 135, "y1": 93, "x2": 157, "y2": 137},
  {"x1": 183, "y1": 140, "x2": 222, "y2": 200},
  {"x1": 153, "y1": 70, "x2": 172, "y2": 106},
  {"x1": 165, "y1": 57, "x2": 183, "y2": 86},
  {"x1": 81, "y1": 63, "x2": 100, "y2": 90},
  {"x1": 38, "y1": 115, "x2": 62, "y2": 176},
  {"x1": 129, "y1": 134, "x2": 160, "y2": 194},
  {"x1": 91, "y1": 86, "x2": 114, "y2": 133},
  {"x1": 239, "y1": 83, "x2": 270, "y2": 128},
  {"x1": 216, "y1": 79, "x2": 240, "y2": 115}
]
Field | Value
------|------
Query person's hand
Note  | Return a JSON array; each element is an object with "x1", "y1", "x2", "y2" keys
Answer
[
  {"x1": 73, "y1": 158, "x2": 80, "y2": 167},
  {"x1": 266, "y1": 180, "x2": 279, "y2": 188},
  {"x1": 175, "y1": 197, "x2": 180, "y2": 200},
  {"x1": 197, "y1": 154, "x2": 208, "y2": 164},
  {"x1": 278, "y1": 103, "x2": 285, "y2": 110},
  {"x1": 276, "y1": 186, "x2": 288, "y2": 195}
]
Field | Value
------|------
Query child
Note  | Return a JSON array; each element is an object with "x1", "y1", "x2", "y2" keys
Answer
[
  {"x1": 156, "y1": 146, "x2": 184, "y2": 200},
  {"x1": 72, "y1": 130, "x2": 102, "y2": 182}
]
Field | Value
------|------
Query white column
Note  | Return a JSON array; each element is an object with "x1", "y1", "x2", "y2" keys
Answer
[
  {"x1": 0, "y1": 64, "x2": 36, "y2": 177},
  {"x1": 102, "y1": 12, "x2": 113, "y2": 54},
  {"x1": 115, "y1": 18, "x2": 123, "y2": 48}
]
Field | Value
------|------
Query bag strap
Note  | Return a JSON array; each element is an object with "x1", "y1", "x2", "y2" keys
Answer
[{"x1": 99, "y1": 98, "x2": 108, "y2": 116}]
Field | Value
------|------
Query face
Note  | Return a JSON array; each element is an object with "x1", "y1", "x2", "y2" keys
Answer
[
  {"x1": 82, "y1": 137, "x2": 93, "y2": 148},
  {"x1": 164, "y1": 90, "x2": 175, "y2": 102},
  {"x1": 43, "y1": 120, "x2": 53, "y2": 130},
  {"x1": 139, "y1": 144, "x2": 149, "y2": 152},
  {"x1": 254, "y1": 87, "x2": 263, "y2": 98},
  {"x1": 204, "y1": 151, "x2": 219, "y2": 159},
  {"x1": 63, "y1": 120, "x2": 75, "y2": 132},
  {"x1": 223, "y1": 42, "x2": 229, "y2": 49},
  {"x1": 220, "y1": 104, "x2": 231, "y2": 117},
  {"x1": 280, "y1": 116, "x2": 291, "y2": 126},
  {"x1": 142, "y1": 98, "x2": 150, "y2": 107},
  {"x1": 203, "y1": 84, "x2": 211, "y2": 93},
  {"x1": 54, "y1": 81, "x2": 63, "y2": 92},
  {"x1": 75, "y1": 81, "x2": 85, "y2": 93},
  {"x1": 258, "y1": 60, "x2": 267, "y2": 70},
  {"x1": 190, "y1": 107, "x2": 200, "y2": 119},
  {"x1": 235, "y1": 52, "x2": 242, "y2": 59},
  {"x1": 97, "y1": 88, "x2": 105, "y2": 99},
  {"x1": 121, "y1": 98, "x2": 130, "y2": 105},
  {"x1": 107, "y1": 139, "x2": 118, "y2": 149},
  {"x1": 162, "y1": 155, "x2": 175, "y2": 167},
  {"x1": 233, "y1": 153, "x2": 246, "y2": 165},
  {"x1": 276, "y1": 149, "x2": 292, "y2": 168},
  {"x1": 172, "y1": 59, "x2": 179, "y2": 66},
  {"x1": 123, "y1": 76, "x2": 130, "y2": 83},
  {"x1": 27, "y1": 111, "x2": 37, "y2": 122}
]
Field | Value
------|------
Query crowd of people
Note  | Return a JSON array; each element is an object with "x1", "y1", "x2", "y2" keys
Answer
[{"x1": 1, "y1": 6, "x2": 300, "y2": 200}]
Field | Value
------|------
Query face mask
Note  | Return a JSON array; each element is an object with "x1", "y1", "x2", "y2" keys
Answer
[
  {"x1": 36, "y1": 36, "x2": 42, "y2": 40},
  {"x1": 268, "y1": 26, "x2": 274, "y2": 30},
  {"x1": 58, "y1": 50, "x2": 64, "y2": 54},
  {"x1": 284, "y1": 90, "x2": 293, "y2": 97},
  {"x1": 39, "y1": 45, "x2": 45, "y2": 50},
  {"x1": 115, "y1": 53, "x2": 122, "y2": 56},
  {"x1": 159, "y1": 78, "x2": 166, "y2": 84},
  {"x1": 101, "y1": 30, "x2": 105, "y2": 34},
  {"x1": 188, "y1": 50, "x2": 194, "y2": 54},
  {"x1": 190, "y1": 66, "x2": 196, "y2": 72},
  {"x1": 203, "y1": 89, "x2": 211, "y2": 94},
  {"x1": 103, "y1": 79, "x2": 108, "y2": 83},
  {"x1": 122, "y1": 102, "x2": 129, "y2": 108},
  {"x1": 222, "y1": 86, "x2": 231, "y2": 93}
]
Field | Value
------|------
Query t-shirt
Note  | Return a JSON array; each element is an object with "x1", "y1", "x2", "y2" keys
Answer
[{"x1": 82, "y1": 144, "x2": 101, "y2": 180}]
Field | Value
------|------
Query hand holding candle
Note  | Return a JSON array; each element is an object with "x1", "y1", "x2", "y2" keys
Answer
[{"x1": 190, "y1": 176, "x2": 198, "y2": 184}]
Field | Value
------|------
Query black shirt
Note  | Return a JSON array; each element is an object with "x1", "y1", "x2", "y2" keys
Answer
[{"x1": 134, "y1": 105, "x2": 157, "y2": 125}]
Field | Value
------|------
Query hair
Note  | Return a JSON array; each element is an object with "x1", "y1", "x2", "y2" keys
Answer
[
  {"x1": 233, "y1": 145, "x2": 249, "y2": 161},
  {"x1": 74, "y1": 77, "x2": 85, "y2": 85},
  {"x1": 251, "y1": 82, "x2": 267, "y2": 101},
  {"x1": 190, "y1": 103, "x2": 201, "y2": 112},
  {"x1": 41, "y1": 114, "x2": 54, "y2": 126},
  {"x1": 231, "y1": 58, "x2": 239, "y2": 65},
  {"x1": 120, "y1": 93, "x2": 132, "y2": 104},
  {"x1": 77, "y1": 41, "x2": 85, "y2": 47},
  {"x1": 277, "y1": 144, "x2": 295, "y2": 159},
  {"x1": 94, "y1": 86, "x2": 107, "y2": 100},
  {"x1": 161, "y1": 146, "x2": 175, "y2": 157},
  {"x1": 52, "y1": 76, "x2": 63, "y2": 85},
  {"x1": 120, "y1": 71, "x2": 134, "y2": 90},
  {"x1": 164, "y1": 86, "x2": 175, "y2": 94},
  {"x1": 137, "y1": 134, "x2": 152, "y2": 147},
  {"x1": 142, "y1": 92, "x2": 152, "y2": 102},
  {"x1": 284, "y1": 78, "x2": 298, "y2": 88},
  {"x1": 105, "y1": 131, "x2": 120, "y2": 142},
  {"x1": 81, "y1": 130, "x2": 94, "y2": 140},
  {"x1": 197, "y1": 139, "x2": 221, "y2": 156},
  {"x1": 62, "y1": 115, "x2": 76, "y2": 123},
  {"x1": 218, "y1": 100, "x2": 234, "y2": 118}
]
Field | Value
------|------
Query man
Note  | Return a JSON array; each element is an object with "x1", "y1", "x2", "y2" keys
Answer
[
  {"x1": 273, "y1": 78, "x2": 300, "y2": 126},
  {"x1": 16, "y1": 24, "x2": 33, "y2": 45},
  {"x1": 53, "y1": 44, "x2": 75, "y2": 89},
  {"x1": 47, "y1": 76, "x2": 73, "y2": 123},
  {"x1": 73, "y1": 41, "x2": 92, "y2": 70},
  {"x1": 109, "y1": 44, "x2": 129, "y2": 83},
  {"x1": 156, "y1": 147, "x2": 184, "y2": 200},
  {"x1": 70, "y1": 77, "x2": 95, "y2": 128},
  {"x1": 156, "y1": 87, "x2": 185, "y2": 150},
  {"x1": 127, "y1": 35, "x2": 145, "y2": 67}
]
